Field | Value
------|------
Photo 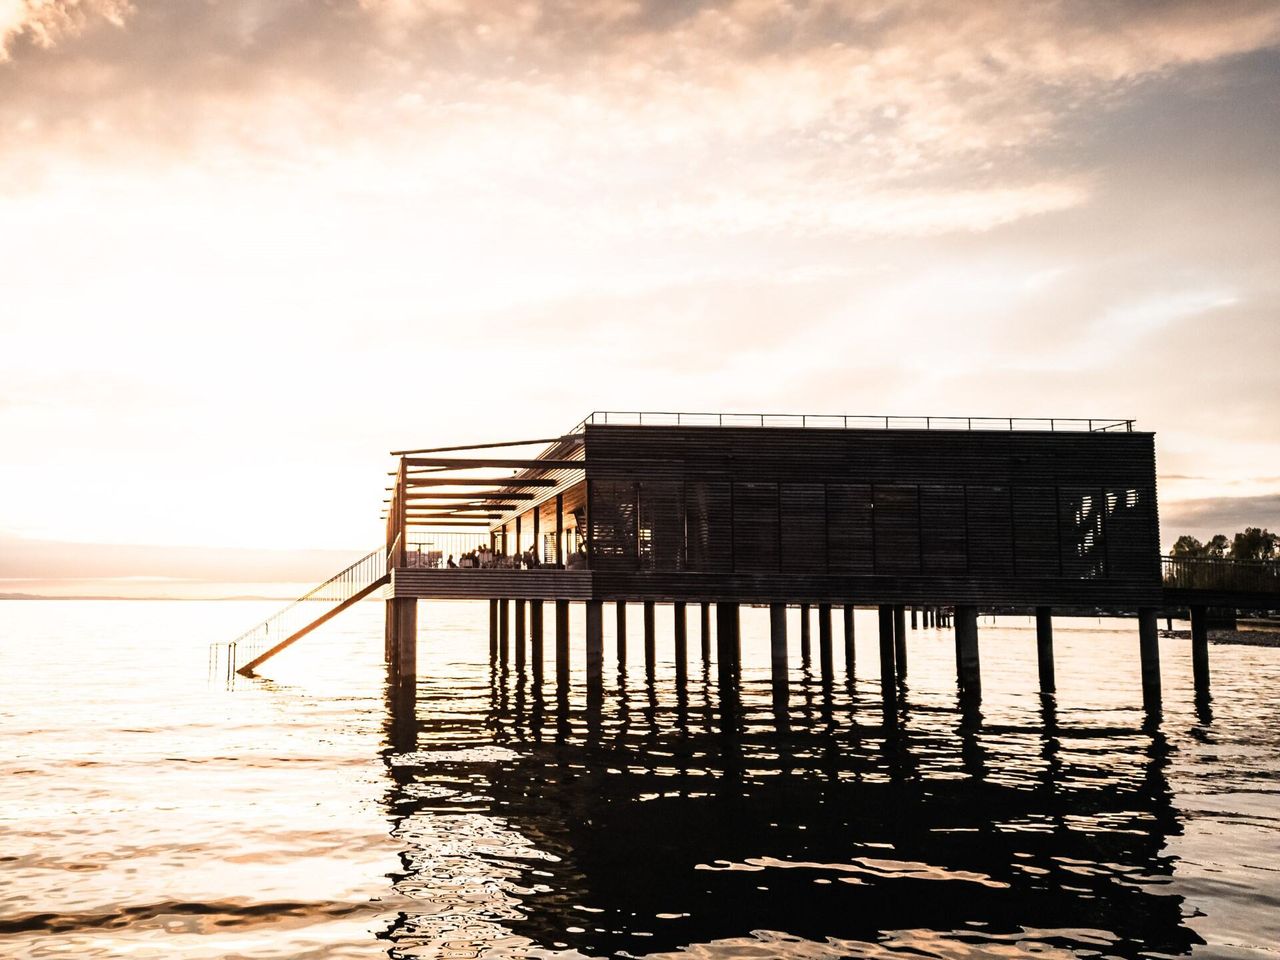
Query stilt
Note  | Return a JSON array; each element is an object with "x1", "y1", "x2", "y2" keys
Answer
[
  {"x1": 893, "y1": 605, "x2": 907, "y2": 680},
  {"x1": 530, "y1": 599, "x2": 544, "y2": 681},
  {"x1": 769, "y1": 603, "x2": 787, "y2": 678},
  {"x1": 674, "y1": 601, "x2": 688, "y2": 681},
  {"x1": 800, "y1": 603, "x2": 812, "y2": 663},
  {"x1": 498, "y1": 599, "x2": 510, "y2": 666},
  {"x1": 1035, "y1": 606, "x2": 1055, "y2": 693},
  {"x1": 877, "y1": 605, "x2": 896, "y2": 706},
  {"x1": 643, "y1": 600, "x2": 656, "y2": 676},
  {"x1": 554, "y1": 599, "x2": 569, "y2": 690},
  {"x1": 585, "y1": 599, "x2": 603, "y2": 690},
  {"x1": 1190, "y1": 604, "x2": 1210, "y2": 697},
  {"x1": 955, "y1": 605, "x2": 980, "y2": 697},
  {"x1": 716, "y1": 602, "x2": 740, "y2": 681},
  {"x1": 818, "y1": 603, "x2": 833, "y2": 681},
  {"x1": 514, "y1": 599, "x2": 526, "y2": 671},
  {"x1": 616, "y1": 600, "x2": 627, "y2": 666},
  {"x1": 387, "y1": 597, "x2": 417, "y2": 680},
  {"x1": 910, "y1": 606, "x2": 918, "y2": 630},
  {"x1": 1138, "y1": 607, "x2": 1161, "y2": 716},
  {"x1": 489, "y1": 598, "x2": 498, "y2": 662},
  {"x1": 842, "y1": 604, "x2": 855, "y2": 675},
  {"x1": 699, "y1": 602, "x2": 711, "y2": 663}
]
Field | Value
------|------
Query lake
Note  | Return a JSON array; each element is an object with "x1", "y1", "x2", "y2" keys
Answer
[{"x1": 1, "y1": 599, "x2": 1277, "y2": 958}]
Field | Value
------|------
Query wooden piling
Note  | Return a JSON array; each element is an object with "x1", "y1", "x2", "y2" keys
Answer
[
  {"x1": 1190, "y1": 604, "x2": 1210, "y2": 696},
  {"x1": 643, "y1": 600, "x2": 656, "y2": 676},
  {"x1": 893, "y1": 605, "x2": 907, "y2": 680},
  {"x1": 699, "y1": 602, "x2": 711, "y2": 663},
  {"x1": 818, "y1": 603, "x2": 833, "y2": 681},
  {"x1": 1138, "y1": 607, "x2": 1161, "y2": 715},
  {"x1": 514, "y1": 599, "x2": 526, "y2": 671},
  {"x1": 388, "y1": 598, "x2": 417, "y2": 680},
  {"x1": 585, "y1": 599, "x2": 603, "y2": 689},
  {"x1": 877, "y1": 605, "x2": 896, "y2": 705},
  {"x1": 717, "y1": 601, "x2": 740, "y2": 680},
  {"x1": 554, "y1": 599, "x2": 569, "y2": 688},
  {"x1": 674, "y1": 601, "x2": 688, "y2": 681},
  {"x1": 955, "y1": 604, "x2": 980, "y2": 697},
  {"x1": 498, "y1": 598, "x2": 510, "y2": 666},
  {"x1": 842, "y1": 604, "x2": 855, "y2": 675},
  {"x1": 1035, "y1": 606, "x2": 1055, "y2": 693},
  {"x1": 530, "y1": 599, "x2": 544, "y2": 681},
  {"x1": 800, "y1": 603, "x2": 812, "y2": 663},
  {"x1": 616, "y1": 600, "x2": 627, "y2": 666},
  {"x1": 488, "y1": 598, "x2": 498, "y2": 662},
  {"x1": 910, "y1": 606, "x2": 918, "y2": 630}
]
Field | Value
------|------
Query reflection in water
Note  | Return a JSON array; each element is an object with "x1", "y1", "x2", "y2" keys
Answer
[{"x1": 379, "y1": 637, "x2": 1204, "y2": 960}]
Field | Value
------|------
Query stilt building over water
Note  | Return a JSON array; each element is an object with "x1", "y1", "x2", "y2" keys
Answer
[{"x1": 226, "y1": 412, "x2": 1280, "y2": 717}]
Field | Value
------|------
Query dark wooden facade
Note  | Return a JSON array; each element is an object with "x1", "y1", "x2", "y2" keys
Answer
[{"x1": 579, "y1": 424, "x2": 1162, "y2": 608}]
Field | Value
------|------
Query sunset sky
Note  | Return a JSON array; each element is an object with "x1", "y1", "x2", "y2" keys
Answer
[{"x1": 2, "y1": 0, "x2": 1278, "y2": 591}]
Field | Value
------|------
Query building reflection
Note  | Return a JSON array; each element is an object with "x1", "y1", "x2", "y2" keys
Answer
[{"x1": 378, "y1": 657, "x2": 1200, "y2": 959}]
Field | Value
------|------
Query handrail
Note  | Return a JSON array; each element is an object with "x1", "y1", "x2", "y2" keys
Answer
[
  {"x1": 212, "y1": 544, "x2": 390, "y2": 677},
  {"x1": 1162, "y1": 555, "x2": 1280, "y2": 594},
  {"x1": 572, "y1": 411, "x2": 1135, "y2": 433}
]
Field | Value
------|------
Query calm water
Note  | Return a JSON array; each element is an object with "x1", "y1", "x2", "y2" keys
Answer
[{"x1": 1, "y1": 600, "x2": 1278, "y2": 959}]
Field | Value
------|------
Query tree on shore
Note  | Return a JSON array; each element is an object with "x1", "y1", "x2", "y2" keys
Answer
[{"x1": 1171, "y1": 528, "x2": 1275, "y2": 560}]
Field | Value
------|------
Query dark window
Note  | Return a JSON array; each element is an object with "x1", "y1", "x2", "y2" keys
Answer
[
  {"x1": 686, "y1": 481, "x2": 732, "y2": 572},
  {"x1": 1105, "y1": 486, "x2": 1157, "y2": 578},
  {"x1": 874, "y1": 484, "x2": 920, "y2": 573},
  {"x1": 828, "y1": 483, "x2": 873, "y2": 573},
  {"x1": 588, "y1": 480, "x2": 637, "y2": 570},
  {"x1": 1060, "y1": 486, "x2": 1106, "y2": 579},
  {"x1": 966, "y1": 485, "x2": 1014, "y2": 575},
  {"x1": 638, "y1": 481, "x2": 685, "y2": 571},
  {"x1": 733, "y1": 482, "x2": 779, "y2": 572},
  {"x1": 921, "y1": 485, "x2": 967, "y2": 574},
  {"x1": 780, "y1": 483, "x2": 827, "y2": 573},
  {"x1": 1013, "y1": 486, "x2": 1059, "y2": 576}
]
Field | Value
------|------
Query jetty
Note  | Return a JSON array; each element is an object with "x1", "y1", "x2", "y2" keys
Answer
[{"x1": 224, "y1": 412, "x2": 1280, "y2": 717}]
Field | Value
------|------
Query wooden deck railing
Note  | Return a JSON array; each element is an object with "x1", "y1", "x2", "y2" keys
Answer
[
  {"x1": 575, "y1": 411, "x2": 1135, "y2": 433},
  {"x1": 1162, "y1": 556, "x2": 1280, "y2": 595}
]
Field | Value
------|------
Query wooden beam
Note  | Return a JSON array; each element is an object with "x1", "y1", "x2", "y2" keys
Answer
[
  {"x1": 404, "y1": 520, "x2": 492, "y2": 527},
  {"x1": 404, "y1": 477, "x2": 558, "y2": 487},
  {"x1": 404, "y1": 457, "x2": 584, "y2": 471},
  {"x1": 401, "y1": 496, "x2": 537, "y2": 504},
  {"x1": 391, "y1": 435, "x2": 581, "y2": 456}
]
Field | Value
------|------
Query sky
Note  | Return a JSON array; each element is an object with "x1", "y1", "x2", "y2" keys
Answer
[{"x1": 1, "y1": 0, "x2": 1278, "y2": 593}]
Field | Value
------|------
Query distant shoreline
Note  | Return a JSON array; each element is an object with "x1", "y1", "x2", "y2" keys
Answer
[{"x1": 0, "y1": 593, "x2": 303, "y2": 602}]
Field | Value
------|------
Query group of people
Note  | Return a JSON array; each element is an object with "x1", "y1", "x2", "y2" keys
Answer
[{"x1": 446, "y1": 545, "x2": 544, "y2": 569}]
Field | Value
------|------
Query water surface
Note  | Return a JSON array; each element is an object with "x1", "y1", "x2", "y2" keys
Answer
[{"x1": 1, "y1": 600, "x2": 1277, "y2": 958}]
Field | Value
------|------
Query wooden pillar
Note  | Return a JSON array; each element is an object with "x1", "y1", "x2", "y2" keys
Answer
[
  {"x1": 387, "y1": 598, "x2": 417, "y2": 679},
  {"x1": 893, "y1": 605, "x2": 907, "y2": 680},
  {"x1": 1139, "y1": 607, "x2": 1161, "y2": 715},
  {"x1": 515, "y1": 515, "x2": 522, "y2": 558},
  {"x1": 910, "y1": 606, "x2": 918, "y2": 630},
  {"x1": 699, "y1": 602, "x2": 711, "y2": 663},
  {"x1": 818, "y1": 603, "x2": 833, "y2": 681},
  {"x1": 615, "y1": 600, "x2": 627, "y2": 666},
  {"x1": 674, "y1": 601, "x2": 688, "y2": 682},
  {"x1": 1035, "y1": 606, "x2": 1055, "y2": 693},
  {"x1": 532, "y1": 505, "x2": 540, "y2": 563},
  {"x1": 585, "y1": 600, "x2": 603, "y2": 689},
  {"x1": 842, "y1": 604, "x2": 855, "y2": 675},
  {"x1": 800, "y1": 603, "x2": 812, "y2": 662},
  {"x1": 554, "y1": 599, "x2": 569, "y2": 688},
  {"x1": 769, "y1": 602, "x2": 787, "y2": 685},
  {"x1": 514, "y1": 599, "x2": 526, "y2": 671},
  {"x1": 955, "y1": 604, "x2": 980, "y2": 697},
  {"x1": 877, "y1": 605, "x2": 896, "y2": 704},
  {"x1": 1190, "y1": 605, "x2": 1210, "y2": 696},
  {"x1": 498, "y1": 598, "x2": 510, "y2": 666},
  {"x1": 488, "y1": 598, "x2": 498, "y2": 662},
  {"x1": 643, "y1": 600, "x2": 656, "y2": 676},
  {"x1": 529, "y1": 599, "x2": 544, "y2": 680},
  {"x1": 555, "y1": 493, "x2": 564, "y2": 567},
  {"x1": 716, "y1": 602, "x2": 740, "y2": 680}
]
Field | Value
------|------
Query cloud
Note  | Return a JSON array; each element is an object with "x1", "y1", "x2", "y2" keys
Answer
[
  {"x1": 0, "y1": 0, "x2": 131, "y2": 59},
  {"x1": 1161, "y1": 494, "x2": 1280, "y2": 539}
]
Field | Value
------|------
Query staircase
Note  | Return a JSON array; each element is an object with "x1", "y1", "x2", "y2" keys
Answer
[{"x1": 215, "y1": 544, "x2": 390, "y2": 677}]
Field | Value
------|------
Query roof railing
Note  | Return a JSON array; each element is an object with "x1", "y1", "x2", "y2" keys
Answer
[{"x1": 573, "y1": 412, "x2": 1135, "y2": 433}]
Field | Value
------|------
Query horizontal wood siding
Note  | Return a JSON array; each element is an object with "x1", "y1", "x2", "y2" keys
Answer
[
  {"x1": 582, "y1": 424, "x2": 1160, "y2": 607},
  {"x1": 392, "y1": 568, "x2": 593, "y2": 600}
]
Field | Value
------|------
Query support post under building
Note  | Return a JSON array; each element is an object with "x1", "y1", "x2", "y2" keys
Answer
[
  {"x1": 877, "y1": 605, "x2": 896, "y2": 707},
  {"x1": 1035, "y1": 606, "x2": 1055, "y2": 693},
  {"x1": 1139, "y1": 608, "x2": 1161, "y2": 716},
  {"x1": 842, "y1": 604, "x2": 855, "y2": 675},
  {"x1": 1190, "y1": 605, "x2": 1210, "y2": 697},
  {"x1": 955, "y1": 604, "x2": 980, "y2": 697}
]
